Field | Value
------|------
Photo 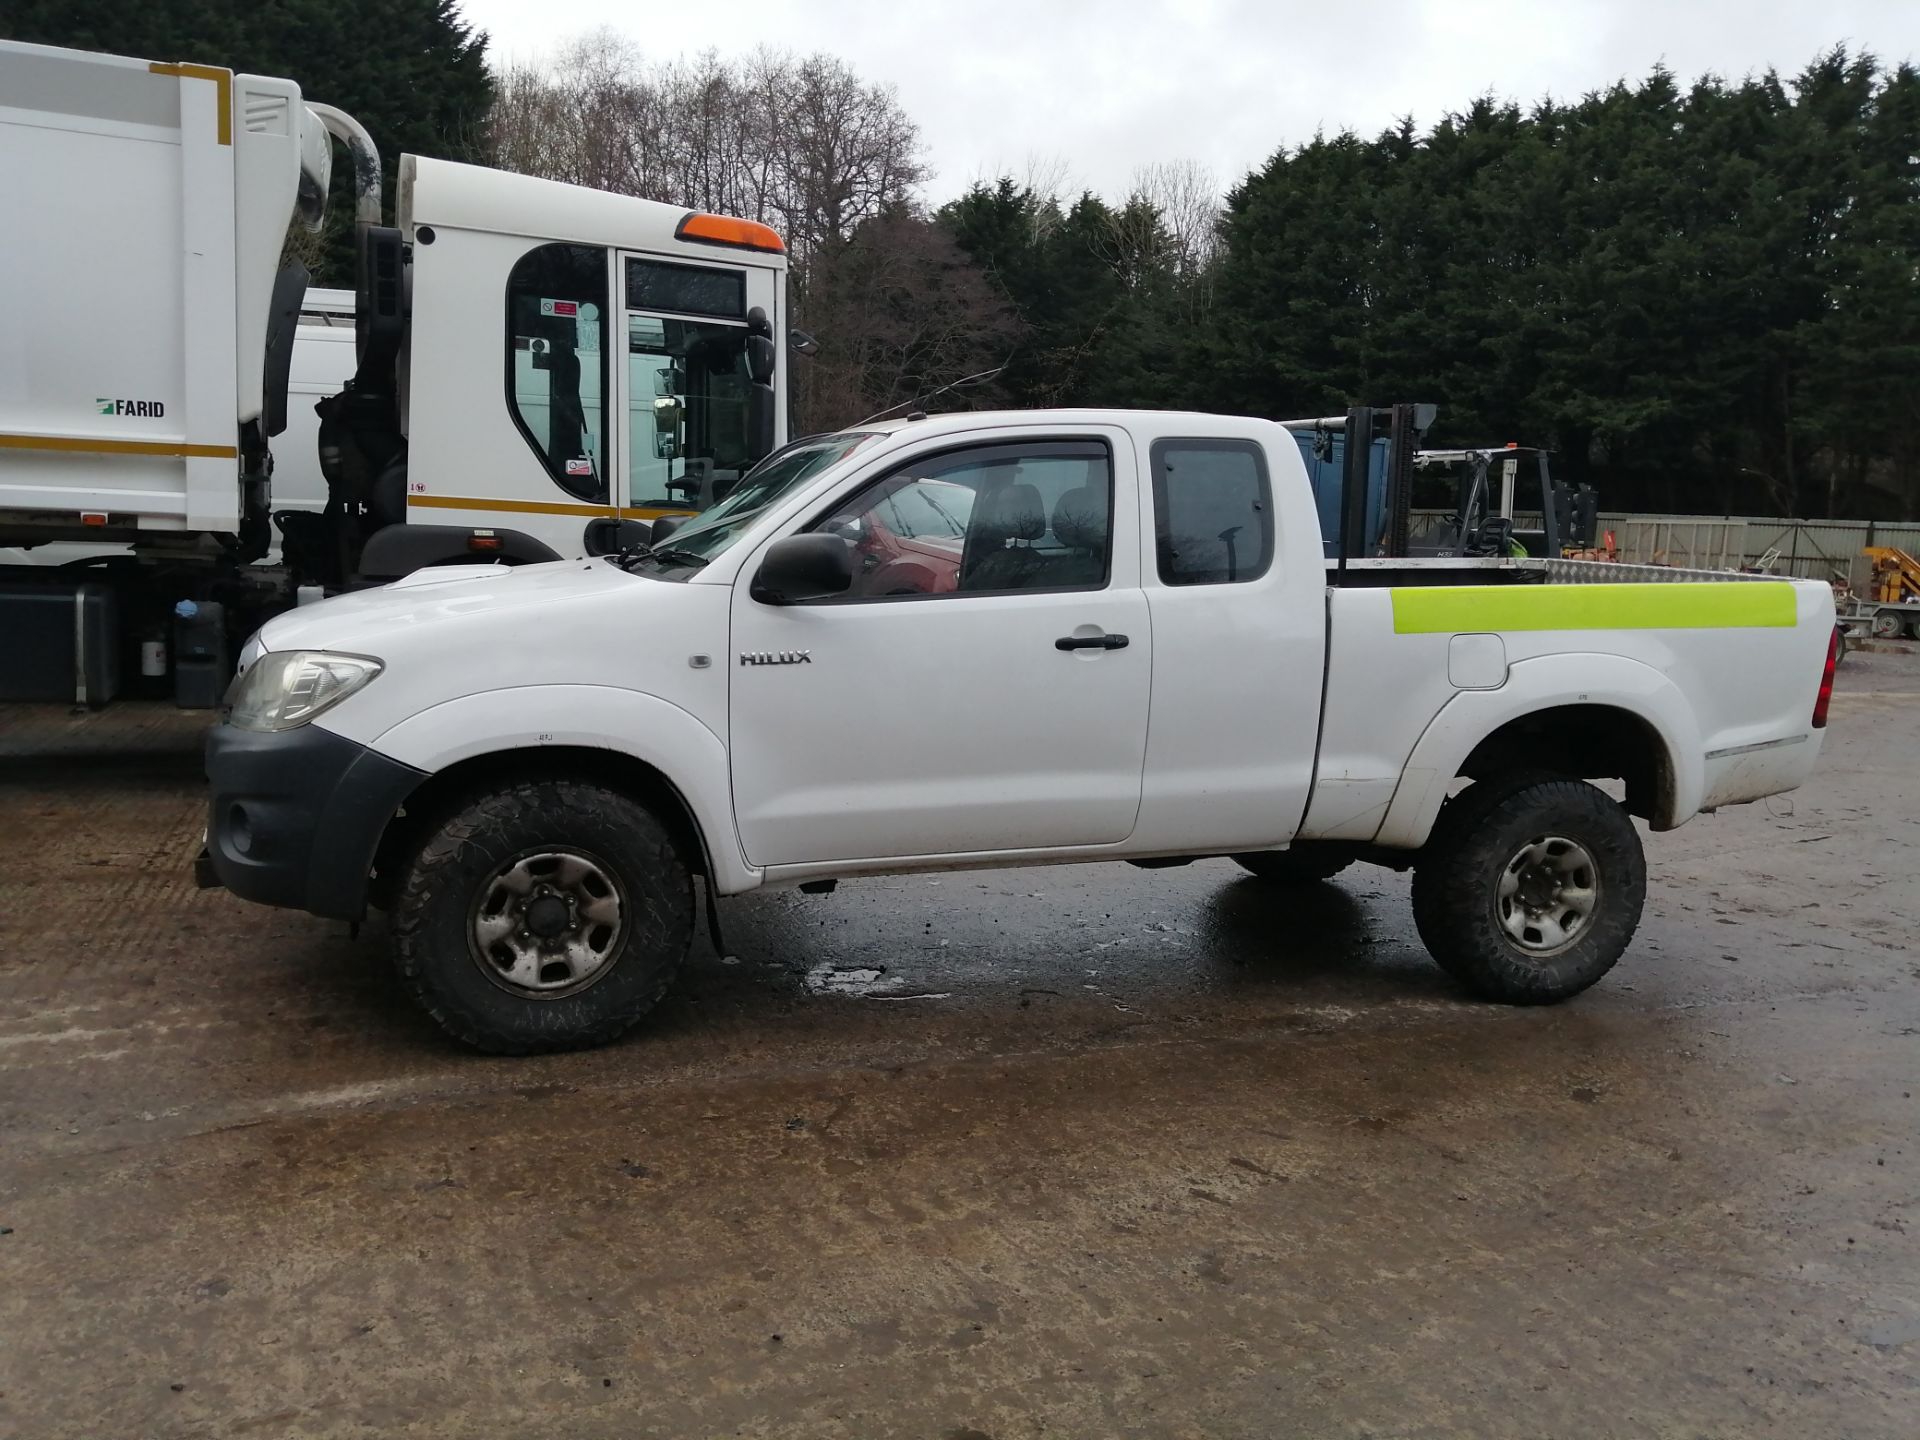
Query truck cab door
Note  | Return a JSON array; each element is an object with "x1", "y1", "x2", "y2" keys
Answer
[
  {"x1": 727, "y1": 431, "x2": 1151, "y2": 869},
  {"x1": 614, "y1": 253, "x2": 781, "y2": 525}
]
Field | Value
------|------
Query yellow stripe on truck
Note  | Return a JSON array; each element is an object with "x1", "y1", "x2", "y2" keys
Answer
[
  {"x1": 406, "y1": 494, "x2": 697, "y2": 521},
  {"x1": 1390, "y1": 582, "x2": 1798, "y2": 635},
  {"x1": 0, "y1": 432, "x2": 237, "y2": 459},
  {"x1": 148, "y1": 61, "x2": 233, "y2": 145}
]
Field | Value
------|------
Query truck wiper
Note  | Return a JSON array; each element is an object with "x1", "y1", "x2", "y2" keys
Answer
[{"x1": 650, "y1": 546, "x2": 711, "y2": 570}]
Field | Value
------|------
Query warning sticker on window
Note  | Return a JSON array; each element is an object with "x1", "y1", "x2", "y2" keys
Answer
[
  {"x1": 540, "y1": 299, "x2": 580, "y2": 318},
  {"x1": 565, "y1": 458, "x2": 594, "y2": 477}
]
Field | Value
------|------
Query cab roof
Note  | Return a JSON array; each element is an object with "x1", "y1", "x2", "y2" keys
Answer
[{"x1": 399, "y1": 156, "x2": 788, "y2": 270}]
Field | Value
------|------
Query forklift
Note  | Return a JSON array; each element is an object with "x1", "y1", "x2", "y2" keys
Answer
[
  {"x1": 1408, "y1": 445, "x2": 1599, "y2": 558},
  {"x1": 1286, "y1": 409, "x2": 1599, "y2": 561}
]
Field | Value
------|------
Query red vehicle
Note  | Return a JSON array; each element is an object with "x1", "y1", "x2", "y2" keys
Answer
[{"x1": 840, "y1": 477, "x2": 973, "y2": 596}]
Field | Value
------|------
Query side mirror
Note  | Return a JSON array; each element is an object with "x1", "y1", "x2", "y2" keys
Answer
[
  {"x1": 649, "y1": 514, "x2": 688, "y2": 544},
  {"x1": 746, "y1": 334, "x2": 776, "y2": 384},
  {"x1": 788, "y1": 327, "x2": 821, "y2": 358},
  {"x1": 751, "y1": 534, "x2": 854, "y2": 605},
  {"x1": 746, "y1": 381, "x2": 776, "y2": 462},
  {"x1": 583, "y1": 516, "x2": 651, "y2": 556}
]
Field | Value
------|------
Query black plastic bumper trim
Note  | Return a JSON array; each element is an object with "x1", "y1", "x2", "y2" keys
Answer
[{"x1": 203, "y1": 722, "x2": 426, "y2": 920}]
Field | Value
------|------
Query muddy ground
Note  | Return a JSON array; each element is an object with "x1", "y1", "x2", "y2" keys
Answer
[{"x1": 1, "y1": 652, "x2": 1916, "y2": 1438}]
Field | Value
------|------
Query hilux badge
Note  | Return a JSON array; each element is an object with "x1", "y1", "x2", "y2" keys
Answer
[{"x1": 739, "y1": 650, "x2": 811, "y2": 666}]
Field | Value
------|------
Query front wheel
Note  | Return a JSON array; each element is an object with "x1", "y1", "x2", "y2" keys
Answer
[
  {"x1": 390, "y1": 779, "x2": 694, "y2": 1054},
  {"x1": 1411, "y1": 774, "x2": 1645, "y2": 1005}
]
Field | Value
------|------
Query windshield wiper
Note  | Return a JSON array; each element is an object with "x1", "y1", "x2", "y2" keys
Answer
[
  {"x1": 650, "y1": 546, "x2": 711, "y2": 570},
  {"x1": 918, "y1": 491, "x2": 967, "y2": 536}
]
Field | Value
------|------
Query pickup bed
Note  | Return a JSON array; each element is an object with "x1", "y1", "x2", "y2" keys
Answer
[{"x1": 201, "y1": 410, "x2": 1839, "y2": 1052}]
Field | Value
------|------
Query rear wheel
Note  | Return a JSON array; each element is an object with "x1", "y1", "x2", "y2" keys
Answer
[
  {"x1": 1871, "y1": 610, "x2": 1904, "y2": 639},
  {"x1": 1232, "y1": 844, "x2": 1354, "y2": 885},
  {"x1": 390, "y1": 779, "x2": 694, "y2": 1054},
  {"x1": 1411, "y1": 774, "x2": 1645, "y2": 1004}
]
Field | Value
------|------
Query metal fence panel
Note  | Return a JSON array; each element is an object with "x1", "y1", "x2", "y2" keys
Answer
[{"x1": 1405, "y1": 509, "x2": 1920, "y2": 587}]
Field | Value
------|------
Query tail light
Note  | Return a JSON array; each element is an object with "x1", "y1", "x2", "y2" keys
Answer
[{"x1": 1811, "y1": 627, "x2": 1839, "y2": 729}]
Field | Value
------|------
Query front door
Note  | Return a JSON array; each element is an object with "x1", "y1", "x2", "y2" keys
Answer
[
  {"x1": 614, "y1": 252, "x2": 783, "y2": 521},
  {"x1": 728, "y1": 435, "x2": 1151, "y2": 868}
]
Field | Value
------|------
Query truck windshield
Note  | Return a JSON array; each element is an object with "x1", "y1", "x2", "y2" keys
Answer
[{"x1": 617, "y1": 431, "x2": 880, "y2": 575}]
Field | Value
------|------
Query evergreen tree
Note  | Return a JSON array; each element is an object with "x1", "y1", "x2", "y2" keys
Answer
[{"x1": 1205, "y1": 49, "x2": 1919, "y2": 516}]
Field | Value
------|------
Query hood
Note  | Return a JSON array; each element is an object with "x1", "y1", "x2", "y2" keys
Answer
[
  {"x1": 256, "y1": 554, "x2": 732, "y2": 750},
  {"x1": 258, "y1": 558, "x2": 635, "y2": 655}
]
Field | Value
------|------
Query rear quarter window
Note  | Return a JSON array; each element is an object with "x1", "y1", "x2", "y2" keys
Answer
[{"x1": 1151, "y1": 438, "x2": 1275, "y2": 585}]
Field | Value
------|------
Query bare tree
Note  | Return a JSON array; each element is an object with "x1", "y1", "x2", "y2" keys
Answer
[
  {"x1": 1130, "y1": 159, "x2": 1222, "y2": 277},
  {"x1": 486, "y1": 36, "x2": 927, "y2": 268},
  {"x1": 792, "y1": 212, "x2": 1018, "y2": 433}
]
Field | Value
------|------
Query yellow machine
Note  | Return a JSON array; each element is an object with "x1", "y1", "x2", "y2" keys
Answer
[{"x1": 1858, "y1": 546, "x2": 1920, "y2": 639}]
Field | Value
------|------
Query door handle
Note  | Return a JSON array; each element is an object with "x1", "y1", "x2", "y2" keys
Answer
[{"x1": 1055, "y1": 633, "x2": 1129, "y2": 651}]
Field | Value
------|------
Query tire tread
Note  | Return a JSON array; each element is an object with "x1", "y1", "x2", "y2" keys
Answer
[
  {"x1": 1411, "y1": 772, "x2": 1644, "y2": 1004},
  {"x1": 389, "y1": 779, "x2": 691, "y2": 1054}
]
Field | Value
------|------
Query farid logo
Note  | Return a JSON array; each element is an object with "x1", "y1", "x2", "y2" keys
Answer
[{"x1": 98, "y1": 397, "x2": 166, "y2": 418}]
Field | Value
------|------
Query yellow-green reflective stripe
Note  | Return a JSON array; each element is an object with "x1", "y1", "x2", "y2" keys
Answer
[{"x1": 1390, "y1": 582, "x2": 1797, "y2": 634}]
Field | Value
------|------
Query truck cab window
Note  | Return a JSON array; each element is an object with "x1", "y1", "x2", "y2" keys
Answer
[
  {"x1": 505, "y1": 243, "x2": 608, "y2": 503},
  {"x1": 625, "y1": 258, "x2": 754, "y2": 513},
  {"x1": 811, "y1": 442, "x2": 1111, "y2": 599},
  {"x1": 1152, "y1": 439, "x2": 1274, "y2": 585}
]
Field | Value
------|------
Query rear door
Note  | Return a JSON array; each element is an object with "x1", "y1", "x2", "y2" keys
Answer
[
  {"x1": 728, "y1": 430, "x2": 1151, "y2": 868},
  {"x1": 1130, "y1": 433, "x2": 1328, "y2": 850}
]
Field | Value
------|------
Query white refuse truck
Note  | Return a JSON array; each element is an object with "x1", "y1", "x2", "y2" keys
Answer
[
  {"x1": 1, "y1": 288, "x2": 356, "y2": 577},
  {"x1": 198, "y1": 407, "x2": 1840, "y2": 1054},
  {"x1": 0, "y1": 39, "x2": 792, "y2": 705}
]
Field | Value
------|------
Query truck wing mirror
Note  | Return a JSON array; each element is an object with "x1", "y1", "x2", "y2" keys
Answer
[
  {"x1": 751, "y1": 535, "x2": 854, "y2": 605},
  {"x1": 583, "y1": 517, "x2": 651, "y2": 556},
  {"x1": 746, "y1": 333, "x2": 776, "y2": 384}
]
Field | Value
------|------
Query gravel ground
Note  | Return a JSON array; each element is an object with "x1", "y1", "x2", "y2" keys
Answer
[{"x1": 0, "y1": 649, "x2": 1915, "y2": 1438}]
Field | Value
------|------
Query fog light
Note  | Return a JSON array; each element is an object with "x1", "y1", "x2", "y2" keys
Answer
[{"x1": 228, "y1": 802, "x2": 254, "y2": 855}]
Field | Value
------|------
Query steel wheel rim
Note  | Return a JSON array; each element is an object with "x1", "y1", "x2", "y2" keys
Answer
[
  {"x1": 467, "y1": 848, "x2": 627, "y2": 998},
  {"x1": 1495, "y1": 834, "x2": 1600, "y2": 957}
]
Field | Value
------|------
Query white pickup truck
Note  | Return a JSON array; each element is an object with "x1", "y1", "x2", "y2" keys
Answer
[{"x1": 200, "y1": 409, "x2": 1839, "y2": 1053}]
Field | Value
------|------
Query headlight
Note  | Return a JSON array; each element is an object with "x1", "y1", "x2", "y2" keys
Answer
[{"x1": 225, "y1": 650, "x2": 383, "y2": 732}]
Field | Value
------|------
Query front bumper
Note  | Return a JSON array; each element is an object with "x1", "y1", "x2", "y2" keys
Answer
[{"x1": 202, "y1": 722, "x2": 426, "y2": 920}]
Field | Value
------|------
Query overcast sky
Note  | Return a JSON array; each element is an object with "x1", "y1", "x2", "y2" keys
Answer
[{"x1": 461, "y1": 0, "x2": 1920, "y2": 204}]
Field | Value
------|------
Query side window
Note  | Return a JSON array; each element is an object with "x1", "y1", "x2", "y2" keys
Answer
[
  {"x1": 811, "y1": 442, "x2": 1111, "y2": 599},
  {"x1": 1152, "y1": 438, "x2": 1274, "y2": 585},
  {"x1": 505, "y1": 243, "x2": 607, "y2": 502}
]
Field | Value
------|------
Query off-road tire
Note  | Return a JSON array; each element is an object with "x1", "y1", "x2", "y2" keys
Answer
[
  {"x1": 1232, "y1": 845, "x2": 1354, "y2": 885},
  {"x1": 1411, "y1": 773, "x2": 1645, "y2": 1005},
  {"x1": 390, "y1": 779, "x2": 694, "y2": 1054}
]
